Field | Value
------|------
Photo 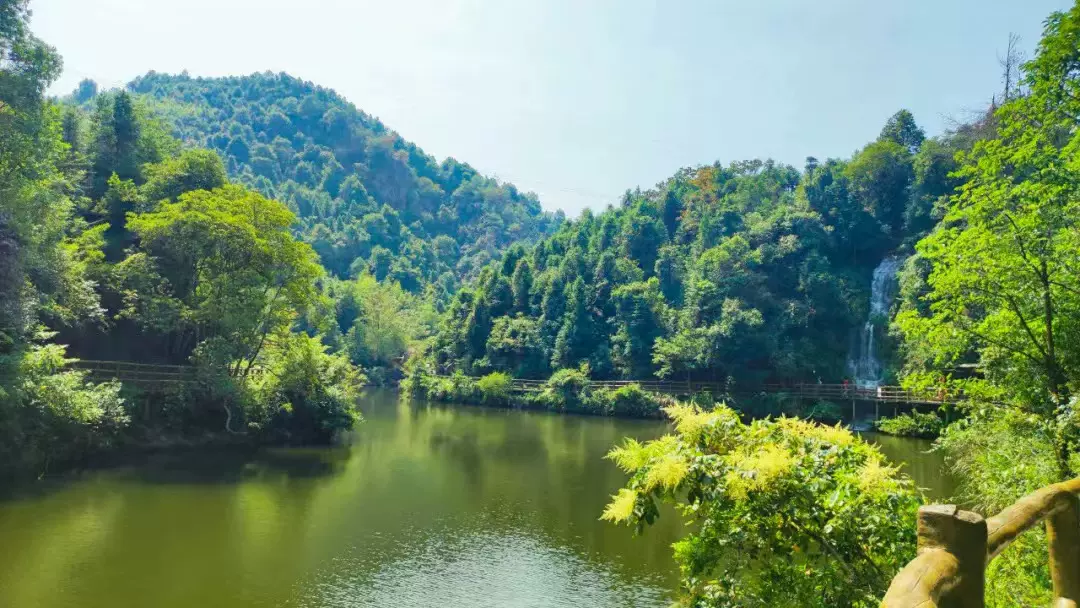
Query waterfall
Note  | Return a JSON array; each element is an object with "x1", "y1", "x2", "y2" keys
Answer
[{"x1": 849, "y1": 256, "x2": 904, "y2": 388}]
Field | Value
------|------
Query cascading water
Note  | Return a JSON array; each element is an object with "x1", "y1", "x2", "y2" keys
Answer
[{"x1": 849, "y1": 256, "x2": 904, "y2": 388}]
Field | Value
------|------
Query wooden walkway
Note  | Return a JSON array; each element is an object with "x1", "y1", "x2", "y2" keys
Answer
[
  {"x1": 67, "y1": 360, "x2": 198, "y2": 388},
  {"x1": 431, "y1": 375, "x2": 955, "y2": 405},
  {"x1": 68, "y1": 361, "x2": 957, "y2": 406}
]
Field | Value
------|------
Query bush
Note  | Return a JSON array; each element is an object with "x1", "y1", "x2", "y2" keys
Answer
[
  {"x1": 434, "y1": 372, "x2": 480, "y2": 403},
  {"x1": 874, "y1": 410, "x2": 944, "y2": 438},
  {"x1": 476, "y1": 372, "x2": 512, "y2": 406},
  {"x1": 406, "y1": 367, "x2": 666, "y2": 419},
  {"x1": 536, "y1": 367, "x2": 591, "y2": 412},
  {"x1": 244, "y1": 332, "x2": 365, "y2": 443},
  {"x1": 595, "y1": 384, "x2": 663, "y2": 417},
  {"x1": 604, "y1": 402, "x2": 920, "y2": 607},
  {"x1": 0, "y1": 344, "x2": 129, "y2": 479}
]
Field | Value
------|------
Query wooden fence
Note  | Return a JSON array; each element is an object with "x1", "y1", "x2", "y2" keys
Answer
[{"x1": 882, "y1": 478, "x2": 1080, "y2": 607}]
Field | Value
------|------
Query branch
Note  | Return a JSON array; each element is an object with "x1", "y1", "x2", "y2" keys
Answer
[
  {"x1": 961, "y1": 280, "x2": 1049, "y2": 361},
  {"x1": 953, "y1": 316, "x2": 1043, "y2": 366},
  {"x1": 1001, "y1": 212, "x2": 1044, "y2": 277}
]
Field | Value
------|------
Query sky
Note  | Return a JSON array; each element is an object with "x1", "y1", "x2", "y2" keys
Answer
[{"x1": 31, "y1": 0, "x2": 1074, "y2": 216}]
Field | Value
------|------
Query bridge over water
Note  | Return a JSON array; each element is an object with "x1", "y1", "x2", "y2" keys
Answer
[
  {"x1": 68, "y1": 360, "x2": 957, "y2": 421},
  {"x1": 69, "y1": 361, "x2": 955, "y2": 402},
  {"x1": 502, "y1": 377, "x2": 954, "y2": 406}
]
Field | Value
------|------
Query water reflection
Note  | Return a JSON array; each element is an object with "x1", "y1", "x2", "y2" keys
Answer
[
  {"x1": 0, "y1": 391, "x2": 954, "y2": 608},
  {"x1": 0, "y1": 391, "x2": 680, "y2": 608},
  {"x1": 861, "y1": 431, "x2": 957, "y2": 500}
]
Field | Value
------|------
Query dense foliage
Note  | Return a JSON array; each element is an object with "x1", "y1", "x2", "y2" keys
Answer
[
  {"x1": 11, "y1": 0, "x2": 1080, "y2": 603},
  {"x1": 0, "y1": 0, "x2": 135, "y2": 478},
  {"x1": 404, "y1": 369, "x2": 668, "y2": 417},
  {"x1": 886, "y1": 3, "x2": 1080, "y2": 603},
  {"x1": 895, "y1": 0, "x2": 1080, "y2": 476},
  {"x1": 321, "y1": 272, "x2": 438, "y2": 383},
  {"x1": 872, "y1": 410, "x2": 944, "y2": 438},
  {"x1": 603, "y1": 403, "x2": 919, "y2": 606},
  {"x1": 0, "y1": 2, "x2": 365, "y2": 478},
  {"x1": 124, "y1": 72, "x2": 562, "y2": 290},
  {"x1": 417, "y1": 110, "x2": 970, "y2": 390}
]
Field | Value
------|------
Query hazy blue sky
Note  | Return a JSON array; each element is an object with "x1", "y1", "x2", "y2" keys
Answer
[{"x1": 32, "y1": 0, "x2": 1072, "y2": 215}]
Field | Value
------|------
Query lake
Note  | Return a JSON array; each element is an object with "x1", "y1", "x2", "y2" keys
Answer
[{"x1": 0, "y1": 390, "x2": 953, "y2": 608}]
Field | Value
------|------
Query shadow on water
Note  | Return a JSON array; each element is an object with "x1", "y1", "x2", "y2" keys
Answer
[
  {"x1": 0, "y1": 443, "x2": 354, "y2": 504},
  {"x1": 127, "y1": 445, "x2": 354, "y2": 485}
]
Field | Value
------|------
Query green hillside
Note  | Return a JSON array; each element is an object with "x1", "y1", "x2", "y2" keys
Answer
[
  {"x1": 126, "y1": 72, "x2": 562, "y2": 291},
  {"x1": 418, "y1": 110, "x2": 981, "y2": 385}
]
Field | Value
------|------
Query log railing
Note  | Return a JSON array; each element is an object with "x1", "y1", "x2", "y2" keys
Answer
[{"x1": 881, "y1": 478, "x2": 1080, "y2": 607}]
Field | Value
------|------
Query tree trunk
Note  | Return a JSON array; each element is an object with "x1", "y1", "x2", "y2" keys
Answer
[{"x1": 1041, "y1": 260, "x2": 1074, "y2": 480}]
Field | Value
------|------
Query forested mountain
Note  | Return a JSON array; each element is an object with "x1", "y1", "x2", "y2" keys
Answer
[
  {"x1": 419, "y1": 110, "x2": 984, "y2": 385},
  {"x1": 117, "y1": 72, "x2": 562, "y2": 292}
]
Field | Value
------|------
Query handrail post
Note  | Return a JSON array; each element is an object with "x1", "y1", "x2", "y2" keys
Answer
[
  {"x1": 1048, "y1": 493, "x2": 1080, "y2": 605},
  {"x1": 920, "y1": 505, "x2": 986, "y2": 608}
]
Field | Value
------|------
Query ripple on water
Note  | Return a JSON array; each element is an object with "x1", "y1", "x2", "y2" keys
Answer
[{"x1": 304, "y1": 523, "x2": 670, "y2": 608}]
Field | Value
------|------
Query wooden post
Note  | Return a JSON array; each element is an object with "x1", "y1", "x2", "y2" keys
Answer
[
  {"x1": 918, "y1": 505, "x2": 987, "y2": 608},
  {"x1": 1048, "y1": 494, "x2": 1080, "y2": 605}
]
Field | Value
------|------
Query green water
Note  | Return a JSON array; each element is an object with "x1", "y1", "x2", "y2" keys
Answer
[{"x1": 0, "y1": 391, "x2": 954, "y2": 608}]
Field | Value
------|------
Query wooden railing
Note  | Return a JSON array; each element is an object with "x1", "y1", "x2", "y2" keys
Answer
[
  {"x1": 882, "y1": 478, "x2": 1080, "y2": 607},
  {"x1": 758, "y1": 382, "x2": 955, "y2": 405},
  {"x1": 67, "y1": 360, "x2": 197, "y2": 387},
  {"x1": 505, "y1": 378, "x2": 730, "y2": 396},
  {"x1": 428, "y1": 375, "x2": 956, "y2": 405}
]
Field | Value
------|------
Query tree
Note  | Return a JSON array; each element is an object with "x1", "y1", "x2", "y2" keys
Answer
[
  {"x1": 904, "y1": 138, "x2": 959, "y2": 239},
  {"x1": 510, "y1": 258, "x2": 533, "y2": 314},
  {"x1": 845, "y1": 140, "x2": 914, "y2": 236},
  {"x1": 0, "y1": 0, "x2": 129, "y2": 479},
  {"x1": 897, "y1": 1, "x2": 1080, "y2": 480},
  {"x1": 0, "y1": 0, "x2": 69, "y2": 358},
  {"x1": 72, "y1": 78, "x2": 98, "y2": 103},
  {"x1": 122, "y1": 185, "x2": 324, "y2": 371},
  {"x1": 485, "y1": 315, "x2": 547, "y2": 378},
  {"x1": 244, "y1": 330, "x2": 364, "y2": 442},
  {"x1": 140, "y1": 149, "x2": 227, "y2": 204},
  {"x1": 344, "y1": 273, "x2": 434, "y2": 368},
  {"x1": 610, "y1": 279, "x2": 665, "y2": 378},
  {"x1": 603, "y1": 403, "x2": 919, "y2": 607},
  {"x1": 879, "y1": 109, "x2": 925, "y2": 153},
  {"x1": 998, "y1": 32, "x2": 1025, "y2": 102},
  {"x1": 551, "y1": 278, "x2": 596, "y2": 370}
]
